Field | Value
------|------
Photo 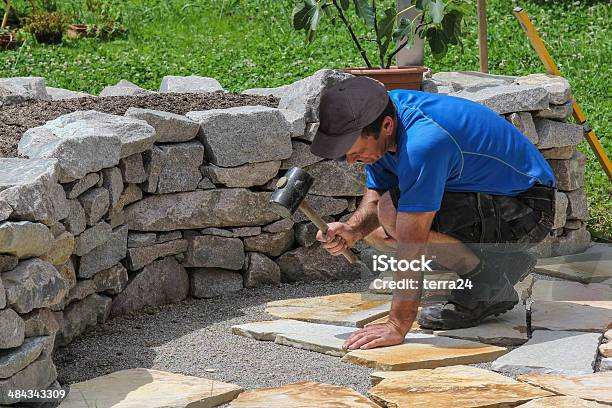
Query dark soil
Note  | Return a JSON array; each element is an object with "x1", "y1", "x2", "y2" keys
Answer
[{"x1": 0, "y1": 92, "x2": 279, "y2": 158}]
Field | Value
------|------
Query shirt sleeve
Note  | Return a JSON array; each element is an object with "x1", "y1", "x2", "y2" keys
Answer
[
  {"x1": 366, "y1": 161, "x2": 397, "y2": 190},
  {"x1": 395, "y1": 122, "x2": 456, "y2": 213}
]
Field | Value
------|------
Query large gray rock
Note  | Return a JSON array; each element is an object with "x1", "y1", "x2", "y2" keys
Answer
[
  {"x1": 540, "y1": 146, "x2": 576, "y2": 160},
  {"x1": 0, "y1": 277, "x2": 4, "y2": 308},
  {"x1": 241, "y1": 84, "x2": 290, "y2": 98},
  {"x1": 276, "y1": 243, "x2": 367, "y2": 282},
  {"x1": 507, "y1": 112, "x2": 538, "y2": 144},
  {"x1": 119, "y1": 153, "x2": 147, "y2": 184},
  {"x1": 19, "y1": 111, "x2": 156, "y2": 181},
  {"x1": 56, "y1": 293, "x2": 108, "y2": 346},
  {"x1": 566, "y1": 188, "x2": 589, "y2": 220},
  {"x1": 78, "y1": 187, "x2": 109, "y2": 226},
  {"x1": 548, "y1": 152, "x2": 586, "y2": 191},
  {"x1": 204, "y1": 161, "x2": 280, "y2": 188},
  {"x1": 535, "y1": 118, "x2": 583, "y2": 149},
  {"x1": 243, "y1": 230, "x2": 295, "y2": 257},
  {"x1": 431, "y1": 71, "x2": 515, "y2": 91},
  {"x1": 0, "y1": 159, "x2": 68, "y2": 226},
  {"x1": 304, "y1": 161, "x2": 366, "y2": 196},
  {"x1": 186, "y1": 106, "x2": 292, "y2": 167},
  {"x1": 159, "y1": 75, "x2": 224, "y2": 93},
  {"x1": 125, "y1": 189, "x2": 279, "y2": 231},
  {"x1": 491, "y1": 330, "x2": 600, "y2": 375},
  {"x1": 0, "y1": 336, "x2": 47, "y2": 379},
  {"x1": 0, "y1": 309, "x2": 24, "y2": 349},
  {"x1": 230, "y1": 227, "x2": 261, "y2": 237},
  {"x1": 63, "y1": 172, "x2": 100, "y2": 199},
  {"x1": 101, "y1": 167, "x2": 124, "y2": 206},
  {"x1": 183, "y1": 233, "x2": 244, "y2": 270},
  {"x1": 63, "y1": 199, "x2": 86, "y2": 235},
  {"x1": 125, "y1": 107, "x2": 200, "y2": 143},
  {"x1": 111, "y1": 257, "x2": 189, "y2": 316},
  {"x1": 99, "y1": 80, "x2": 154, "y2": 97},
  {"x1": 294, "y1": 219, "x2": 333, "y2": 247},
  {"x1": 128, "y1": 232, "x2": 157, "y2": 248},
  {"x1": 281, "y1": 140, "x2": 323, "y2": 169},
  {"x1": 126, "y1": 239, "x2": 188, "y2": 270},
  {"x1": 55, "y1": 263, "x2": 128, "y2": 309},
  {"x1": 280, "y1": 109, "x2": 306, "y2": 138},
  {"x1": 552, "y1": 227, "x2": 591, "y2": 256},
  {"x1": 534, "y1": 101, "x2": 573, "y2": 120},
  {"x1": 20, "y1": 308, "x2": 60, "y2": 337},
  {"x1": 263, "y1": 219, "x2": 294, "y2": 233},
  {"x1": 0, "y1": 200, "x2": 11, "y2": 222},
  {"x1": 46, "y1": 86, "x2": 92, "y2": 100},
  {"x1": 292, "y1": 195, "x2": 348, "y2": 223},
  {"x1": 278, "y1": 69, "x2": 353, "y2": 123},
  {"x1": 41, "y1": 231, "x2": 74, "y2": 266},
  {"x1": 453, "y1": 84, "x2": 550, "y2": 114},
  {"x1": 553, "y1": 192, "x2": 569, "y2": 230},
  {"x1": 0, "y1": 221, "x2": 53, "y2": 258},
  {"x1": 0, "y1": 77, "x2": 49, "y2": 107},
  {"x1": 142, "y1": 142, "x2": 204, "y2": 193},
  {"x1": 189, "y1": 268, "x2": 243, "y2": 298},
  {"x1": 0, "y1": 255, "x2": 18, "y2": 273},
  {"x1": 0, "y1": 350, "x2": 56, "y2": 405},
  {"x1": 513, "y1": 74, "x2": 572, "y2": 105},
  {"x1": 243, "y1": 252, "x2": 281, "y2": 288},
  {"x1": 78, "y1": 225, "x2": 128, "y2": 278},
  {"x1": 74, "y1": 221, "x2": 112, "y2": 256},
  {"x1": 2, "y1": 258, "x2": 67, "y2": 313}
]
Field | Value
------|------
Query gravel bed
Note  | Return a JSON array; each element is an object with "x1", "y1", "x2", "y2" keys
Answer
[{"x1": 0, "y1": 92, "x2": 278, "y2": 158}]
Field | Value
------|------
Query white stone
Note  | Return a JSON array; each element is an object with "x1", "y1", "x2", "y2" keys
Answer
[
  {"x1": 46, "y1": 87, "x2": 92, "y2": 100},
  {"x1": 491, "y1": 330, "x2": 601, "y2": 375},
  {"x1": 159, "y1": 75, "x2": 224, "y2": 93},
  {"x1": 99, "y1": 79, "x2": 154, "y2": 97}
]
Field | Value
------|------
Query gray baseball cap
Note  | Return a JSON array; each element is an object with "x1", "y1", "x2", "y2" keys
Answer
[{"x1": 310, "y1": 76, "x2": 389, "y2": 159}]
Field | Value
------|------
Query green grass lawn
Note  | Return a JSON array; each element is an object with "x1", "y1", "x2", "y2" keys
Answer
[{"x1": 1, "y1": 0, "x2": 610, "y2": 238}]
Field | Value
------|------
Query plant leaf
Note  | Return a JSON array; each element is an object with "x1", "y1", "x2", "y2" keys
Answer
[
  {"x1": 377, "y1": 6, "x2": 396, "y2": 58},
  {"x1": 426, "y1": 26, "x2": 448, "y2": 58},
  {"x1": 428, "y1": 0, "x2": 445, "y2": 24},
  {"x1": 353, "y1": 0, "x2": 375, "y2": 26},
  {"x1": 393, "y1": 16, "x2": 414, "y2": 46},
  {"x1": 415, "y1": 0, "x2": 431, "y2": 11},
  {"x1": 292, "y1": 0, "x2": 316, "y2": 30},
  {"x1": 340, "y1": 0, "x2": 350, "y2": 10}
]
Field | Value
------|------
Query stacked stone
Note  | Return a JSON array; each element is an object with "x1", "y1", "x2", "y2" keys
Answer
[
  {"x1": 0, "y1": 69, "x2": 592, "y2": 402},
  {"x1": 423, "y1": 71, "x2": 590, "y2": 257}
]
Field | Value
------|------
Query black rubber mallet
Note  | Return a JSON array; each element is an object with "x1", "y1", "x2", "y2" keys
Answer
[{"x1": 269, "y1": 167, "x2": 359, "y2": 264}]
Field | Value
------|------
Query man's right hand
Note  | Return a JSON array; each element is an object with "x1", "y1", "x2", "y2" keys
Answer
[{"x1": 316, "y1": 222, "x2": 361, "y2": 256}]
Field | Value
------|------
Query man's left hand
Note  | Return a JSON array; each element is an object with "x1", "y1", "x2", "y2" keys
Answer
[{"x1": 343, "y1": 322, "x2": 407, "y2": 350}]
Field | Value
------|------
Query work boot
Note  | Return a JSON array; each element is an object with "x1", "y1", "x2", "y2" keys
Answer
[
  {"x1": 418, "y1": 259, "x2": 519, "y2": 330},
  {"x1": 485, "y1": 250, "x2": 537, "y2": 285}
]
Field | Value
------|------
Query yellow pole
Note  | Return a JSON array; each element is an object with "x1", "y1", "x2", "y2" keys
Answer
[
  {"x1": 477, "y1": 0, "x2": 488, "y2": 73},
  {"x1": 514, "y1": 6, "x2": 612, "y2": 181}
]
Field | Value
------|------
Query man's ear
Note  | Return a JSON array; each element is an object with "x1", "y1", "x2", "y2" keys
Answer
[{"x1": 382, "y1": 116, "x2": 394, "y2": 134}]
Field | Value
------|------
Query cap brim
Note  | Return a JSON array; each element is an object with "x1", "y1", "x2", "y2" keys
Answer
[{"x1": 309, "y1": 127, "x2": 361, "y2": 160}]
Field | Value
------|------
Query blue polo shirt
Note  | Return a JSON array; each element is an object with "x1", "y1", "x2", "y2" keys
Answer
[{"x1": 365, "y1": 90, "x2": 555, "y2": 212}]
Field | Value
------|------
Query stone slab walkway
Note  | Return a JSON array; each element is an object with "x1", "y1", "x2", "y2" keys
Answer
[
  {"x1": 536, "y1": 243, "x2": 612, "y2": 283},
  {"x1": 368, "y1": 365, "x2": 554, "y2": 407},
  {"x1": 264, "y1": 292, "x2": 391, "y2": 327},
  {"x1": 58, "y1": 368, "x2": 242, "y2": 408},
  {"x1": 491, "y1": 330, "x2": 601, "y2": 375},
  {"x1": 517, "y1": 372, "x2": 612, "y2": 404},
  {"x1": 229, "y1": 381, "x2": 379, "y2": 407},
  {"x1": 516, "y1": 395, "x2": 609, "y2": 407}
]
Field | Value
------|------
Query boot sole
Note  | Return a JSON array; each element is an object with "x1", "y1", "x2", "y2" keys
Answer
[{"x1": 418, "y1": 299, "x2": 519, "y2": 330}]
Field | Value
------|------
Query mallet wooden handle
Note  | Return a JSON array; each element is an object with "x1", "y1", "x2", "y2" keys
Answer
[{"x1": 298, "y1": 201, "x2": 359, "y2": 264}]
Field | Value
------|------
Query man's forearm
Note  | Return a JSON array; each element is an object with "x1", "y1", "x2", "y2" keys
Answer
[
  {"x1": 346, "y1": 189, "x2": 381, "y2": 239},
  {"x1": 388, "y1": 241, "x2": 423, "y2": 333}
]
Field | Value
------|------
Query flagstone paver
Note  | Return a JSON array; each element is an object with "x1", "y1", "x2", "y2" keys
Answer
[
  {"x1": 368, "y1": 365, "x2": 554, "y2": 408},
  {"x1": 515, "y1": 396, "x2": 609, "y2": 407},
  {"x1": 232, "y1": 319, "x2": 356, "y2": 356},
  {"x1": 536, "y1": 243, "x2": 612, "y2": 283},
  {"x1": 265, "y1": 292, "x2": 391, "y2": 327},
  {"x1": 530, "y1": 279, "x2": 612, "y2": 303},
  {"x1": 517, "y1": 372, "x2": 612, "y2": 404},
  {"x1": 435, "y1": 304, "x2": 528, "y2": 346},
  {"x1": 491, "y1": 330, "x2": 601, "y2": 375},
  {"x1": 58, "y1": 368, "x2": 242, "y2": 408},
  {"x1": 531, "y1": 301, "x2": 612, "y2": 332},
  {"x1": 342, "y1": 332, "x2": 507, "y2": 371},
  {"x1": 229, "y1": 381, "x2": 379, "y2": 407}
]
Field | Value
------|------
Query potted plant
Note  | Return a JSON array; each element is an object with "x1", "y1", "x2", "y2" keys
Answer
[
  {"x1": 292, "y1": 0, "x2": 469, "y2": 90},
  {"x1": 24, "y1": 10, "x2": 68, "y2": 44}
]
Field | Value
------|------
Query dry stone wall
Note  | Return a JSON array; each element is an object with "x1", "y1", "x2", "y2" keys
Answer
[{"x1": 0, "y1": 69, "x2": 589, "y2": 403}]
